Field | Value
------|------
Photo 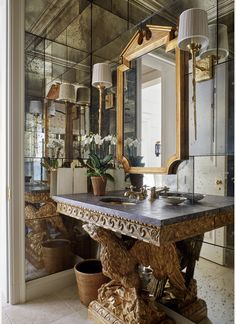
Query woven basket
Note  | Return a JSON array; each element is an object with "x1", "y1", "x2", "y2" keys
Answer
[{"x1": 74, "y1": 259, "x2": 109, "y2": 306}]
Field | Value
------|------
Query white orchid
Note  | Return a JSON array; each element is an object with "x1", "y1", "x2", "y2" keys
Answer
[
  {"x1": 111, "y1": 135, "x2": 117, "y2": 145},
  {"x1": 104, "y1": 135, "x2": 112, "y2": 142},
  {"x1": 94, "y1": 134, "x2": 103, "y2": 145}
]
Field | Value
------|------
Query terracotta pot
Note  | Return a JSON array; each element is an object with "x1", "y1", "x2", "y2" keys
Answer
[{"x1": 91, "y1": 176, "x2": 107, "y2": 196}]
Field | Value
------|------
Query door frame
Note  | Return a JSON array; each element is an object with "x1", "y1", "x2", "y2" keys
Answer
[{"x1": 6, "y1": 0, "x2": 26, "y2": 304}]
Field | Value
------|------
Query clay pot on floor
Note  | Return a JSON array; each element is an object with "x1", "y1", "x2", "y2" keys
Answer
[
  {"x1": 74, "y1": 259, "x2": 109, "y2": 307},
  {"x1": 91, "y1": 176, "x2": 107, "y2": 196}
]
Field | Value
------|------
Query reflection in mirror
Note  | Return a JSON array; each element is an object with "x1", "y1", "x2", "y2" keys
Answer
[{"x1": 123, "y1": 47, "x2": 176, "y2": 169}]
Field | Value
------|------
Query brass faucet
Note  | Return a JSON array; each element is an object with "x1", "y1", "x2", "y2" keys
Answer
[
  {"x1": 124, "y1": 185, "x2": 169, "y2": 201},
  {"x1": 147, "y1": 186, "x2": 170, "y2": 201},
  {"x1": 124, "y1": 185, "x2": 137, "y2": 199},
  {"x1": 124, "y1": 185, "x2": 148, "y2": 201},
  {"x1": 156, "y1": 186, "x2": 170, "y2": 196}
]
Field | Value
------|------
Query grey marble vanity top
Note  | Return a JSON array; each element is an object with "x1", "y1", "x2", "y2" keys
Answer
[
  {"x1": 53, "y1": 191, "x2": 234, "y2": 227},
  {"x1": 25, "y1": 183, "x2": 49, "y2": 193}
]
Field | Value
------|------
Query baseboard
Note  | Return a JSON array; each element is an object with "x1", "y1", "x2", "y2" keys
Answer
[{"x1": 26, "y1": 269, "x2": 76, "y2": 301}]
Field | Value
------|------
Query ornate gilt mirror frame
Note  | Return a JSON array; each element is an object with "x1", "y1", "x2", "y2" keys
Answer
[{"x1": 116, "y1": 25, "x2": 188, "y2": 174}]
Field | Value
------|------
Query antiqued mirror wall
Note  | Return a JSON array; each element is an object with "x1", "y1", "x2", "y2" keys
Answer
[{"x1": 117, "y1": 25, "x2": 188, "y2": 174}]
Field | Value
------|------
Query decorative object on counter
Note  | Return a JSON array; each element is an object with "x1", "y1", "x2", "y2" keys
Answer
[
  {"x1": 161, "y1": 196, "x2": 187, "y2": 205},
  {"x1": 182, "y1": 193, "x2": 205, "y2": 203},
  {"x1": 92, "y1": 63, "x2": 112, "y2": 136},
  {"x1": 178, "y1": 8, "x2": 209, "y2": 141},
  {"x1": 41, "y1": 239, "x2": 72, "y2": 274},
  {"x1": 57, "y1": 83, "x2": 75, "y2": 103},
  {"x1": 74, "y1": 259, "x2": 109, "y2": 307},
  {"x1": 80, "y1": 152, "x2": 114, "y2": 196}
]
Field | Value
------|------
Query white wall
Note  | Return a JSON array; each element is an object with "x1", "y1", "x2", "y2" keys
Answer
[
  {"x1": 0, "y1": 0, "x2": 8, "y2": 305},
  {"x1": 0, "y1": 0, "x2": 26, "y2": 305}
]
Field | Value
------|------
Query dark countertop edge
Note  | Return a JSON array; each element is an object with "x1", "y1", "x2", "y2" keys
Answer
[{"x1": 52, "y1": 195, "x2": 234, "y2": 228}]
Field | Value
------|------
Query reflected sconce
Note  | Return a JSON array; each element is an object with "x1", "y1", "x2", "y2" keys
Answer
[
  {"x1": 178, "y1": 8, "x2": 209, "y2": 141},
  {"x1": 195, "y1": 24, "x2": 229, "y2": 83},
  {"x1": 92, "y1": 63, "x2": 112, "y2": 136},
  {"x1": 155, "y1": 141, "x2": 161, "y2": 157},
  {"x1": 200, "y1": 24, "x2": 229, "y2": 60},
  {"x1": 48, "y1": 102, "x2": 56, "y2": 117},
  {"x1": 57, "y1": 83, "x2": 75, "y2": 103},
  {"x1": 76, "y1": 86, "x2": 91, "y2": 136},
  {"x1": 29, "y1": 100, "x2": 42, "y2": 116},
  {"x1": 76, "y1": 86, "x2": 90, "y2": 107}
]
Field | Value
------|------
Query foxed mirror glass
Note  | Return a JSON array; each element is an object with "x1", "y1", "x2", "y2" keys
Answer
[{"x1": 117, "y1": 25, "x2": 188, "y2": 174}]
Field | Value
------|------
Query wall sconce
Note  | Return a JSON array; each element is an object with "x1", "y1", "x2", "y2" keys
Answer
[
  {"x1": 178, "y1": 8, "x2": 209, "y2": 141},
  {"x1": 92, "y1": 63, "x2": 112, "y2": 136},
  {"x1": 155, "y1": 141, "x2": 161, "y2": 157},
  {"x1": 57, "y1": 83, "x2": 75, "y2": 103}
]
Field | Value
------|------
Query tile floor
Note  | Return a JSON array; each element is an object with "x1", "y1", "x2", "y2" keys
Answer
[{"x1": 2, "y1": 258, "x2": 234, "y2": 324}]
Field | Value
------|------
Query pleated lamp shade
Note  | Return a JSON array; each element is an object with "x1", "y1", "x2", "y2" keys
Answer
[
  {"x1": 178, "y1": 8, "x2": 209, "y2": 51},
  {"x1": 92, "y1": 63, "x2": 112, "y2": 89},
  {"x1": 48, "y1": 102, "x2": 56, "y2": 117},
  {"x1": 58, "y1": 83, "x2": 75, "y2": 102},
  {"x1": 29, "y1": 100, "x2": 42, "y2": 115},
  {"x1": 200, "y1": 24, "x2": 229, "y2": 59},
  {"x1": 76, "y1": 86, "x2": 90, "y2": 105}
]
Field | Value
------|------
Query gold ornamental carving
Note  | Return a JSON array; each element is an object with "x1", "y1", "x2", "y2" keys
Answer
[
  {"x1": 56, "y1": 200, "x2": 234, "y2": 246},
  {"x1": 56, "y1": 201, "x2": 161, "y2": 246},
  {"x1": 25, "y1": 191, "x2": 50, "y2": 203}
]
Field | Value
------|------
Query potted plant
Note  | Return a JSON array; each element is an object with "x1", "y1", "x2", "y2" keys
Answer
[{"x1": 81, "y1": 153, "x2": 114, "y2": 196}]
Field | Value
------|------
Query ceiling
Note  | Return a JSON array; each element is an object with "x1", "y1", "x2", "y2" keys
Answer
[{"x1": 25, "y1": 0, "x2": 234, "y2": 98}]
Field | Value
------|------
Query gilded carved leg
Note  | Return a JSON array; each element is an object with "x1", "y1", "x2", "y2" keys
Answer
[
  {"x1": 160, "y1": 235, "x2": 207, "y2": 323},
  {"x1": 83, "y1": 224, "x2": 176, "y2": 323},
  {"x1": 83, "y1": 224, "x2": 207, "y2": 323}
]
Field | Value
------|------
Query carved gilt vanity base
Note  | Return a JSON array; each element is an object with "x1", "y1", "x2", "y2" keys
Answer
[
  {"x1": 54, "y1": 193, "x2": 233, "y2": 324},
  {"x1": 83, "y1": 224, "x2": 207, "y2": 324}
]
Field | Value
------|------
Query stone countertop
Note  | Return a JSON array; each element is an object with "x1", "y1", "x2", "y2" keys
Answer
[
  {"x1": 52, "y1": 192, "x2": 234, "y2": 245},
  {"x1": 25, "y1": 183, "x2": 50, "y2": 193},
  {"x1": 52, "y1": 191, "x2": 234, "y2": 227}
]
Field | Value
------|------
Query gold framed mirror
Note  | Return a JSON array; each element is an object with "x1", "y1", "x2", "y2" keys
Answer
[{"x1": 117, "y1": 25, "x2": 188, "y2": 174}]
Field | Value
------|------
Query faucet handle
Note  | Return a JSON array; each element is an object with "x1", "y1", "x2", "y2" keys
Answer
[
  {"x1": 141, "y1": 185, "x2": 148, "y2": 197},
  {"x1": 129, "y1": 185, "x2": 135, "y2": 192},
  {"x1": 147, "y1": 186, "x2": 157, "y2": 201}
]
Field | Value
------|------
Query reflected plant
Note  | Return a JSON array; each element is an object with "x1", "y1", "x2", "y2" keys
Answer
[{"x1": 75, "y1": 133, "x2": 117, "y2": 159}]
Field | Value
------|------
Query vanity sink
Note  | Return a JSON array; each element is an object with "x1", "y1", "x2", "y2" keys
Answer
[{"x1": 100, "y1": 196, "x2": 137, "y2": 206}]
